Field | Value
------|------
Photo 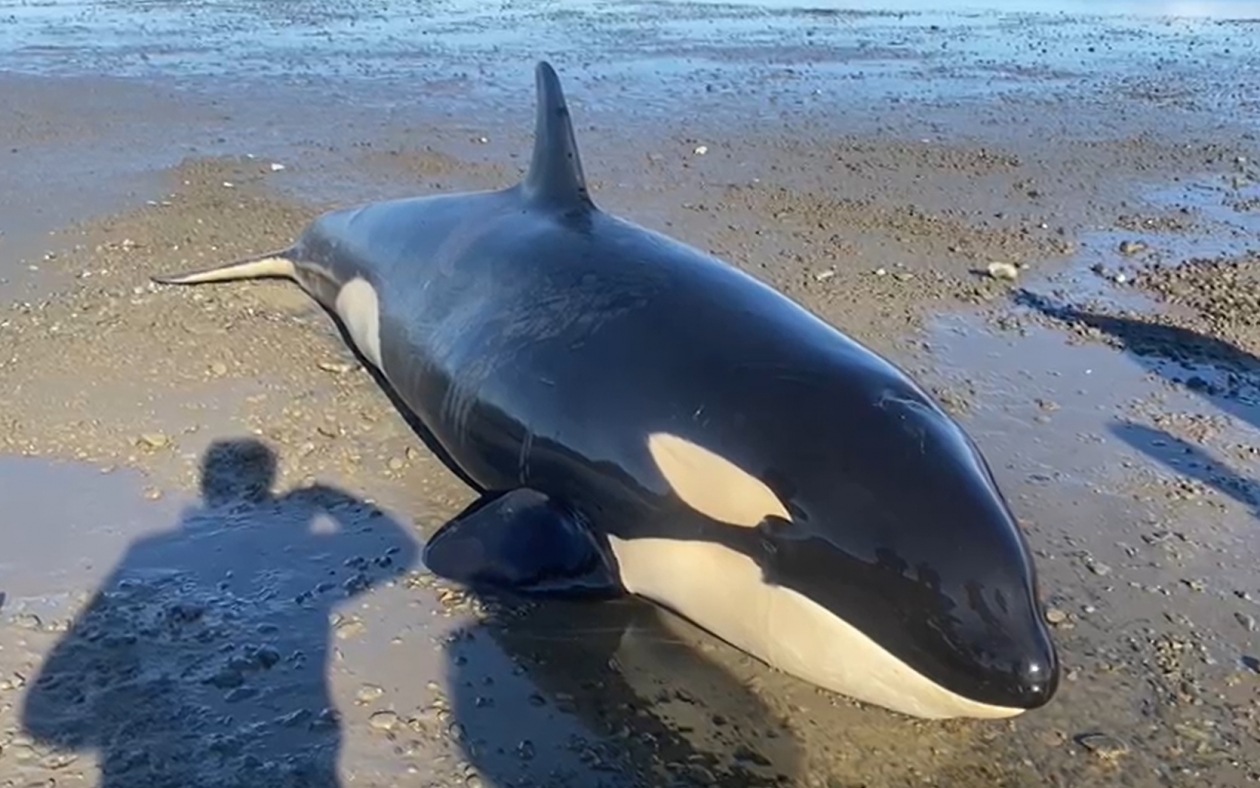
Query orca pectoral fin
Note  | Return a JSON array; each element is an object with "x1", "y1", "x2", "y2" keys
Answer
[{"x1": 422, "y1": 488, "x2": 623, "y2": 598}]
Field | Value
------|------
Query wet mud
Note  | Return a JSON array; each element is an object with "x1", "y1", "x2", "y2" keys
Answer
[{"x1": 3, "y1": 1, "x2": 1260, "y2": 787}]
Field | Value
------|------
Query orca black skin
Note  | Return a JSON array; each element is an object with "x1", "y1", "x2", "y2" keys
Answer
[{"x1": 154, "y1": 61, "x2": 1059, "y2": 720}]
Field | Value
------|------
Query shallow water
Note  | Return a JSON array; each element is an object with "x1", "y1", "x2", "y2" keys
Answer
[
  {"x1": 0, "y1": 456, "x2": 185, "y2": 607},
  {"x1": 927, "y1": 172, "x2": 1260, "y2": 585},
  {"x1": 0, "y1": 0, "x2": 1256, "y2": 102},
  {"x1": 1030, "y1": 174, "x2": 1260, "y2": 309},
  {"x1": 677, "y1": 0, "x2": 1259, "y2": 12}
]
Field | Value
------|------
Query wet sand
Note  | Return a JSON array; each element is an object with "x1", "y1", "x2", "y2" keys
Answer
[{"x1": 2, "y1": 1, "x2": 1260, "y2": 786}]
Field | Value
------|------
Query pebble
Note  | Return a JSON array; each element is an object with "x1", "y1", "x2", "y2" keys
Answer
[
  {"x1": 9, "y1": 613, "x2": 42, "y2": 630},
  {"x1": 986, "y1": 261, "x2": 1020, "y2": 281},
  {"x1": 1236, "y1": 612, "x2": 1256, "y2": 632},
  {"x1": 205, "y1": 667, "x2": 245, "y2": 689},
  {"x1": 278, "y1": 708, "x2": 312, "y2": 728},
  {"x1": 209, "y1": 361, "x2": 229, "y2": 376},
  {"x1": 356, "y1": 684, "x2": 386, "y2": 704},
  {"x1": 1086, "y1": 559, "x2": 1112, "y2": 576},
  {"x1": 369, "y1": 710, "x2": 400, "y2": 731},
  {"x1": 388, "y1": 457, "x2": 405, "y2": 471},
  {"x1": 136, "y1": 432, "x2": 170, "y2": 449},
  {"x1": 312, "y1": 707, "x2": 340, "y2": 729},
  {"x1": 684, "y1": 763, "x2": 716, "y2": 783},
  {"x1": 1119, "y1": 240, "x2": 1147, "y2": 256},
  {"x1": 1076, "y1": 732, "x2": 1129, "y2": 760},
  {"x1": 7, "y1": 742, "x2": 38, "y2": 763},
  {"x1": 334, "y1": 617, "x2": 366, "y2": 640},
  {"x1": 1045, "y1": 607, "x2": 1069, "y2": 625},
  {"x1": 255, "y1": 646, "x2": 281, "y2": 668},
  {"x1": 225, "y1": 686, "x2": 259, "y2": 703},
  {"x1": 317, "y1": 361, "x2": 354, "y2": 374}
]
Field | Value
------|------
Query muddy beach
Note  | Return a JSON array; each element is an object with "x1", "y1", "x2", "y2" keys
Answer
[{"x1": 2, "y1": 1, "x2": 1260, "y2": 786}]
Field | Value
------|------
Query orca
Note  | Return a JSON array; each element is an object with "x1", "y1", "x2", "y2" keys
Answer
[{"x1": 154, "y1": 61, "x2": 1059, "y2": 720}]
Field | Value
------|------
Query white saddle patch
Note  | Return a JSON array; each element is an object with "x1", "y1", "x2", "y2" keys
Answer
[{"x1": 334, "y1": 277, "x2": 383, "y2": 369}]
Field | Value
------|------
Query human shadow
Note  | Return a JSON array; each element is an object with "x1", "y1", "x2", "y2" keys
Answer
[
  {"x1": 1109, "y1": 419, "x2": 1260, "y2": 518},
  {"x1": 20, "y1": 437, "x2": 419, "y2": 788},
  {"x1": 1014, "y1": 287, "x2": 1260, "y2": 518},
  {"x1": 1013, "y1": 288, "x2": 1260, "y2": 433},
  {"x1": 440, "y1": 593, "x2": 802, "y2": 787}
]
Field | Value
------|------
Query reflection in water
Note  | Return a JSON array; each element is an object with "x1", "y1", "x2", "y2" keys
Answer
[
  {"x1": 21, "y1": 438, "x2": 419, "y2": 788},
  {"x1": 443, "y1": 595, "x2": 801, "y2": 787}
]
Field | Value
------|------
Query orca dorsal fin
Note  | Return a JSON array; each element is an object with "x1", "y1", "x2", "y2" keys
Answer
[{"x1": 521, "y1": 61, "x2": 594, "y2": 212}]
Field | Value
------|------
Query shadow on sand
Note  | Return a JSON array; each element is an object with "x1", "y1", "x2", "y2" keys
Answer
[
  {"x1": 21, "y1": 438, "x2": 419, "y2": 788},
  {"x1": 312, "y1": 313, "x2": 806, "y2": 784},
  {"x1": 18, "y1": 436, "x2": 803, "y2": 787},
  {"x1": 1108, "y1": 420, "x2": 1260, "y2": 517},
  {"x1": 441, "y1": 594, "x2": 802, "y2": 787},
  {"x1": 311, "y1": 317, "x2": 806, "y2": 781},
  {"x1": 1014, "y1": 287, "x2": 1260, "y2": 518}
]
